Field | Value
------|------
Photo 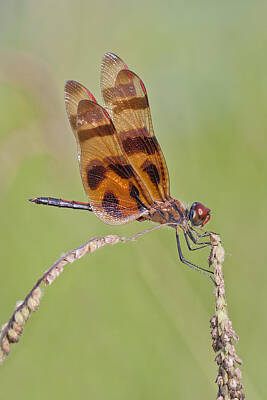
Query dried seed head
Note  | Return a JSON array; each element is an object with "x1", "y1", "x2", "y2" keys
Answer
[
  {"x1": 14, "y1": 311, "x2": 24, "y2": 325},
  {"x1": 221, "y1": 368, "x2": 228, "y2": 384},
  {"x1": 215, "y1": 353, "x2": 223, "y2": 365},
  {"x1": 21, "y1": 306, "x2": 30, "y2": 321},
  {"x1": 220, "y1": 385, "x2": 228, "y2": 397},
  {"x1": 0, "y1": 233, "x2": 128, "y2": 367},
  {"x1": 210, "y1": 316, "x2": 217, "y2": 328},
  {"x1": 234, "y1": 354, "x2": 243, "y2": 365},
  {"x1": 0, "y1": 349, "x2": 5, "y2": 365},
  {"x1": 216, "y1": 375, "x2": 224, "y2": 387},
  {"x1": 212, "y1": 340, "x2": 221, "y2": 352},
  {"x1": 15, "y1": 300, "x2": 24, "y2": 309},
  {"x1": 12, "y1": 322, "x2": 23, "y2": 335},
  {"x1": 44, "y1": 267, "x2": 63, "y2": 285},
  {"x1": 211, "y1": 326, "x2": 218, "y2": 339},
  {"x1": 32, "y1": 287, "x2": 42, "y2": 299},
  {"x1": 216, "y1": 245, "x2": 225, "y2": 262},
  {"x1": 27, "y1": 296, "x2": 40, "y2": 311},
  {"x1": 1, "y1": 323, "x2": 8, "y2": 332},
  {"x1": 44, "y1": 274, "x2": 53, "y2": 286},
  {"x1": 218, "y1": 286, "x2": 225, "y2": 297},
  {"x1": 210, "y1": 233, "x2": 245, "y2": 399},
  {"x1": 7, "y1": 328, "x2": 19, "y2": 343},
  {"x1": 217, "y1": 297, "x2": 226, "y2": 310},
  {"x1": 229, "y1": 378, "x2": 237, "y2": 390},
  {"x1": 1, "y1": 336, "x2": 10, "y2": 355},
  {"x1": 65, "y1": 253, "x2": 76, "y2": 263},
  {"x1": 223, "y1": 356, "x2": 234, "y2": 370},
  {"x1": 234, "y1": 367, "x2": 242, "y2": 381}
]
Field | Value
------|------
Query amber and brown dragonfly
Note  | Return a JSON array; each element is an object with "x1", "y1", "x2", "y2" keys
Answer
[{"x1": 30, "y1": 53, "x2": 212, "y2": 276}]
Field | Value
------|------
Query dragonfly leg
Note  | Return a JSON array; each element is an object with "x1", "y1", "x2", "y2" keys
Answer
[
  {"x1": 187, "y1": 229, "x2": 211, "y2": 246},
  {"x1": 184, "y1": 232, "x2": 210, "y2": 251},
  {"x1": 190, "y1": 228, "x2": 210, "y2": 240},
  {"x1": 176, "y1": 229, "x2": 213, "y2": 277}
]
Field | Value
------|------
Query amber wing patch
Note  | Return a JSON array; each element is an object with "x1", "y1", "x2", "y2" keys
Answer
[
  {"x1": 101, "y1": 52, "x2": 129, "y2": 110},
  {"x1": 64, "y1": 80, "x2": 98, "y2": 160},
  {"x1": 74, "y1": 99, "x2": 152, "y2": 225},
  {"x1": 100, "y1": 54, "x2": 170, "y2": 202}
]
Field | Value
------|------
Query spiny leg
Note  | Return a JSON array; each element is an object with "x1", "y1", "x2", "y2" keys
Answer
[
  {"x1": 187, "y1": 228, "x2": 211, "y2": 246},
  {"x1": 29, "y1": 197, "x2": 92, "y2": 211},
  {"x1": 176, "y1": 229, "x2": 213, "y2": 277},
  {"x1": 184, "y1": 232, "x2": 210, "y2": 251},
  {"x1": 190, "y1": 228, "x2": 210, "y2": 241}
]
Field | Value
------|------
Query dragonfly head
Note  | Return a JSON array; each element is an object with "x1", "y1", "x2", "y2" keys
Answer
[{"x1": 189, "y1": 202, "x2": 211, "y2": 227}]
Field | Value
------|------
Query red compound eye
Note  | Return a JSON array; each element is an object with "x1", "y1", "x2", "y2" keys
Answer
[{"x1": 189, "y1": 202, "x2": 211, "y2": 227}]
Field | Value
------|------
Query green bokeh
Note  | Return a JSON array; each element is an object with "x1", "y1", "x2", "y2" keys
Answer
[{"x1": 1, "y1": 1, "x2": 266, "y2": 399}]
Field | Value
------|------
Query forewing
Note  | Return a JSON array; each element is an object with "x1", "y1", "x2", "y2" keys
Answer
[
  {"x1": 101, "y1": 52, "x2": 128, "y2": 113},
  {"x1": 75, "y1": 99, "x2": 152, "y2": 225},
  {"x1": 101, "y1": 54, "x2": 170, "y2": 202},
  {"x1": 65, "y1": 80, "x2": 97, "y2": 134},
  {"x1": 64, "y1": 80, "x2": 98, "y2": 159}
]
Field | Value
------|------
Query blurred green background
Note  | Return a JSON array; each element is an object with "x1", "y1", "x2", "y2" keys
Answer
[{"x1": 0, "y1": 1, "x2": 266, "y2": 399}]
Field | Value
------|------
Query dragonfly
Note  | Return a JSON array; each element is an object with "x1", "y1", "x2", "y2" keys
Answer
[{"x1": 29, "y1": 53, "x2": 212, "y2": 276}]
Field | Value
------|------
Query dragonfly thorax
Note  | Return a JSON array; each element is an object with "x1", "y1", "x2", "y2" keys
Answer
[
  {"x1": 142, "y1": 198, "x2": 186, "y2": 225},
  {"x1": 142, "y1": 199, "x2": 211, "y2": 230}
]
